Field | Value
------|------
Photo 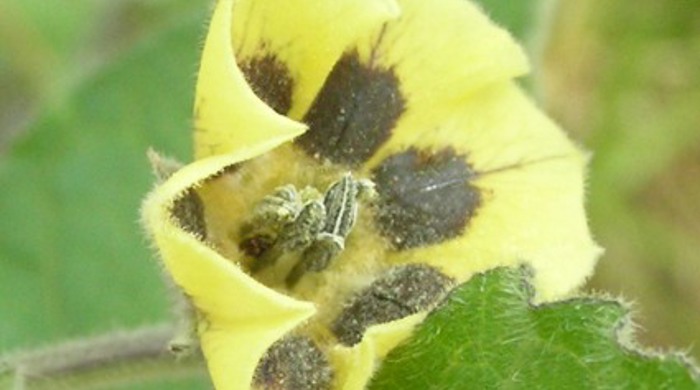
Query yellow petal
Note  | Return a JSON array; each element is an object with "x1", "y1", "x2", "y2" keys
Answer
[
  {"x1": 232, "y1": 0, "x2": 400, "y2": 120},
  {"x1": 364, "y1": 83, "x2": 600, "y2": 301},
  {"x1": 200, "y1": 324, "x2": 315, "y2": 390},
  {"x1": 291, "y1": 0, "x2": 529, "y2": 168},
  {"x1": 194, "y1": 0, "x2": 307, "y2": 159},
  {"x1": 330, "y1": 314, "x2": 426, "y2": 390},
  {"x1": 142, "y1": 135, "x2": 315, "y2": 390},
  {"x1": 355, "y1": 0, "x2": 528, "y2": 112}
]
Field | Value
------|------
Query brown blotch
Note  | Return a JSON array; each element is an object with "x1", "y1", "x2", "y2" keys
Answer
[
  {"x1": 331, "y1": 264, "x2": 453, "y2": 346},
  {"x1": 372, "y1": 147, "x2": 480, "y2": 250},
  {"x1": 240, "y1": 54, "x2": 294, "y2": 115},
  {"x1": 171, "y1": 189, "x2": 206, "y2": 239},
  {"x1": 296, "y1": 51, "x2": 405, "y2": 166},
  {"x1": 253, "y1": 336, "x2": 333, "y2": 390}
]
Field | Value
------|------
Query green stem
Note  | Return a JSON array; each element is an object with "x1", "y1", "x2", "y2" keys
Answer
[{"x1": 0, "y1": 324, "x2": 208, "y2": 390}]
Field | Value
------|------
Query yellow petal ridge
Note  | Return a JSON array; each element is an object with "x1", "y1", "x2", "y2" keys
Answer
[
  {"x1": 194, "y1": 0, "x2": 307, "y2": 159},
  {"x1": 143, "y1": 134, "x2": 315, "y2": 390}
]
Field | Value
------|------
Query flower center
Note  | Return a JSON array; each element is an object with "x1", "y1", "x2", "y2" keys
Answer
[
  {"x1": 186, "y1": 146, "x2": 457, "y2": 388},
  {"x1": 240, "y1": 173, "x2": 376, "y2": 287}
]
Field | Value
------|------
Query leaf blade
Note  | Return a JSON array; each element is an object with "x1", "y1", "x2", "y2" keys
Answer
[{"x1": 370, "y1": 267, "x2": 700, "y2": 389}]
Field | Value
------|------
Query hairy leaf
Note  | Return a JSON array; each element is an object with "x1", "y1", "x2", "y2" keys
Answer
[{"x1": 370, "y1": 266, "x2": 700, "y2": 389}]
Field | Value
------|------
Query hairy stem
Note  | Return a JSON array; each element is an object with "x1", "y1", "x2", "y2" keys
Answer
[{"x1": 0, "y1": 323, "x2": 208, "y2": 390}]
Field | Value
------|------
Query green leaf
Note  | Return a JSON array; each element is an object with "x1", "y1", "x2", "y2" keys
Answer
[
  {"x1": 540, "y1": 1, "x2": 700, "y2": 362},
  {"x1": 370, "y1": 267, "x2": 700, "y2": 389},
  {"x1": 0, "y1": 5, "x2": 209, "y2": 389}
]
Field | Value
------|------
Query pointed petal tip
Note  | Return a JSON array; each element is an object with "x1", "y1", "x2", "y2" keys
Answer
[{"x1": 194, "y1": 0, "x2": 307, "y2": 159}]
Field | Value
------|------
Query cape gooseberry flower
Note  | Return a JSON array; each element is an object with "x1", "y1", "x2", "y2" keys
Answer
[{"x1": 142, "y1": 0, "x2": 601, "y2": 388}]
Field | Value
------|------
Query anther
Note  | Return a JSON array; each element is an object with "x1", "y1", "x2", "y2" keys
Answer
[{"x1": 244, "y1": 173, "x2": 374, "y2": 286}]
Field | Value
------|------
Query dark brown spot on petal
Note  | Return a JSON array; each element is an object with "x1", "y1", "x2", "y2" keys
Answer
[
  {"x1": 296, "y1": 51, "x2": 405, "y2": 166},
  {"x1": 332, "y1": 264, "x2": 453, "y2": 346},
  {"x1": 171, "y1": 189, "x2": 206, "y2": 239},
  {"x1": 240, "y1": 54, "x2": 293, "y2": 115},
  {"x1": 253, "y1": 336, "x2": 333, "y2": 390},
  {"x1": 372, "y1": 147, "x2": 480, "y2": 250}
]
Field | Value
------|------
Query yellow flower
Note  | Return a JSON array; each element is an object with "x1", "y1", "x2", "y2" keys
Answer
[{"x1": 142, "y1": 0, "x2": 601, "y2": 389}]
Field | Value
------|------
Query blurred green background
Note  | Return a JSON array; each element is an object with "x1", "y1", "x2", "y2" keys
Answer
[{"x1": 0, "y1": 0, "x2": 698, "y2": 388}]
